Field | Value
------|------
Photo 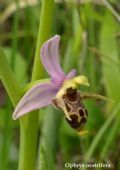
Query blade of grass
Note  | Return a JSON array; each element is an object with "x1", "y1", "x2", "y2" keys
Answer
[
  {"x1": 100, "y1": 113, "x2": 120, "y2": 159},
  {"x1": 102, "y1": 0, "x2": 120, "y2": 22},
  {"x1": 1, "y1": 99, "x2": 12, "y2": 170},
  {"x1": 11, "y1": 0, "x2": 19, "y2": 70},
  {"x1": 100, "y1": 12, "x2": 120, "y2": 101},
  {"x1": 84, "y1": 102, "x2": 120, "y2": 162}
]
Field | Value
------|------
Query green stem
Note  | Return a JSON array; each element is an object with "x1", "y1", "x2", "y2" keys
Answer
[
  {"x1": 32, "y1": 0, "x2": 55, "y2": 80},
  {"x1": 18, "y1": 0, "x2": 55, "y2": 170},
  {"x1": 18, "y1": 112, "x2": 38, "y2": 170}
]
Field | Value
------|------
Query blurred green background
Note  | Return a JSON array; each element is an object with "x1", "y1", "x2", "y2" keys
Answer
[{"x1": 0, "y1": 0, "x2": 120, "y2": 170}]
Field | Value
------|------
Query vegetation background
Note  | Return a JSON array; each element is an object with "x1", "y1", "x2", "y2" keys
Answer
[{"x1": 0, "y1": 0, "x2": 120, "y2": 170}]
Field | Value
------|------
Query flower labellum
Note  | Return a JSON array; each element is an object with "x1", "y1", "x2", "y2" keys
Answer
[{"x1": 13, "y1": 35, "x2": 110, "y2": 134}]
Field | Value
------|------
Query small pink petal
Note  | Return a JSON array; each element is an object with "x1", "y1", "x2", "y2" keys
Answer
[
  {"x1": 12, "y1": 82, "x2": 59, "y2": 120},
  {"x1": 66, "y1": 69, "x2": 77, "y2": 79},
  {"x1": 40, "y1": 35, "x2": 65, "y2": 81}
]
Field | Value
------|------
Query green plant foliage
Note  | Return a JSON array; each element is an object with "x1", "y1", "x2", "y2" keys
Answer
[
  {"x1": 0, "y1": 0, "x2": 120, "y2": 170},
  {"x1": 3, "y1": 47, "x2": 27, "y2": 84}
]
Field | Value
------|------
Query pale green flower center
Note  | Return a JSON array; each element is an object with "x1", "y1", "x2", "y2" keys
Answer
[{"x1": 56, "y1": 75, "x2": 90, "y2": 98}]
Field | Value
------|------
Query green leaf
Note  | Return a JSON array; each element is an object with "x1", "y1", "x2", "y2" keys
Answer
[
  {"x1": 100, "y1": 12, "x2": 120, "y2": 101},
  {"x1": 37, "y1": 146, "x2": 49, "y2": 170},
  {"x1": 37, "y1": 107, "x2": 62, "y2": 170},
  {"x1": 3, "y1": 47, "x2": 27, "y2": 84},
  {"x1": 0, "y1": 49, "x2": 21, "y2": 106}
]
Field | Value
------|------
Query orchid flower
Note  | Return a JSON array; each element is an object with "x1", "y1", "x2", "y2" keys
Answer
[
  {"x1": 13, "y1": 35, "x2": 110, "y2": 133},
  {"x1": 12, "y1": 35, "x2": 89, "y2": 120}
]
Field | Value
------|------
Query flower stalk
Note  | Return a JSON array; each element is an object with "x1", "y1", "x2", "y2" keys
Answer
[
  {"x1": 32, "y1": 0, "x2": 55, "y2": 80},
  {"x1": 18, "y1": 0, "x2": 55, "y2": 170}
]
